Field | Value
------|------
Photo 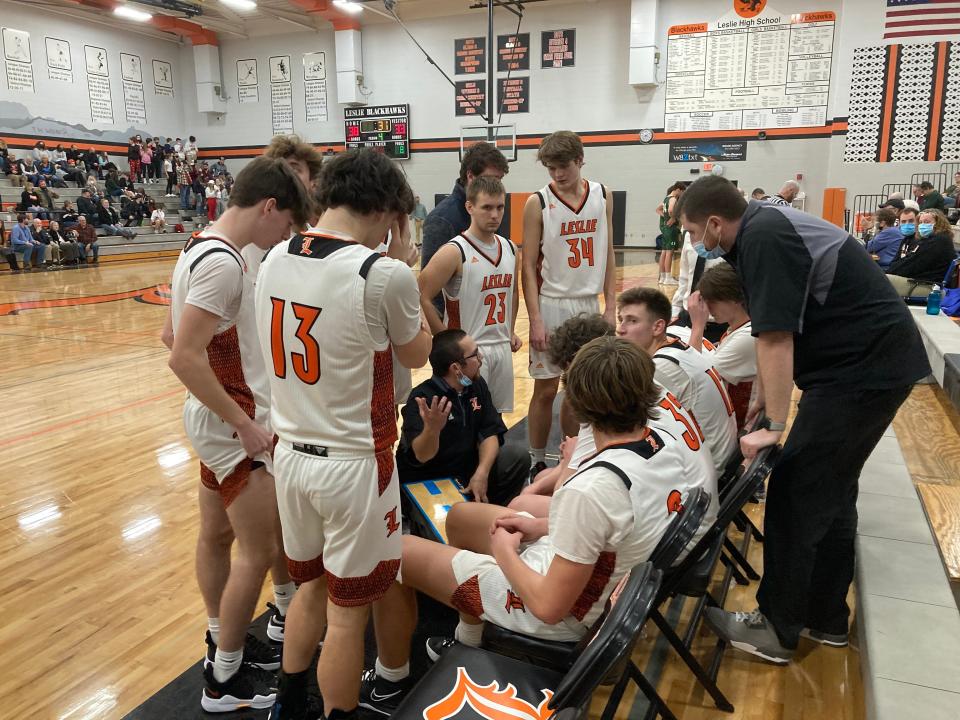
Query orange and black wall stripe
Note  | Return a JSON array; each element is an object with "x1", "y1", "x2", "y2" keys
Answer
[{"x1": 928, "y1": 41, "x2": 950, "y2": 162}]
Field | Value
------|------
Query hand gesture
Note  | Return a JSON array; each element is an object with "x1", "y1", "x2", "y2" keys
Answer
[
  {"x1": 529, "y1": 317, "x2": 548, "y2": 352},
  {"x1": 464, "y1": 471, "x2": 489, "y2": 503},
  {"x1": 492, "y1": 514, "x2": 545, "y2": 543},
  {"x1": 416, "y1": 396, "x2": 451, "y2": 434},
  {"x1": 235, "y1": 419, "x2": 273, "y2": 458},
  {"x1": 740, "y1": 428, "x2": 781, "y2": 459},
  {"x1": 491, "y1": 524, "x2": 522, "y2": 554},
  {"x1": 744, "y1": 400, "x2": 766, "y2": 430},
  {"x1": 510, "y1": 333, "x2": 523, "y2": 353}
]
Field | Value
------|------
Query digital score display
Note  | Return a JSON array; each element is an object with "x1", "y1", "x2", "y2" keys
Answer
[{"x1": 344, "y1": 104, "x2": 410, "y2": 160}]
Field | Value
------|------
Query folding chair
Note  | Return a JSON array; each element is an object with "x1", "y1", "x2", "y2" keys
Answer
[
  {"x1": 635, "y1": 444, "x2": 781, "y2": 720},
  {"x1": 392, "y1": 563, "x2": 662, "y2": 720}
]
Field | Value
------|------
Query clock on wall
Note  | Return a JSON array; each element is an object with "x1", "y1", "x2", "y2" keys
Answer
[{"x1": 639, "y1": 128, "x2": 654, "y2": 144}]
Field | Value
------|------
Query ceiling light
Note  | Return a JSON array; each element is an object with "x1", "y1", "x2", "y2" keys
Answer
[
  {"x1": 334, "y1": 0, "x2": 364, "y2": 14},
  {"x1": 114, "y1": 5, "x2": 153, "y2": 22},
  {"x1": 219, "y1": 0, "x2": 258, "y2": 10}
]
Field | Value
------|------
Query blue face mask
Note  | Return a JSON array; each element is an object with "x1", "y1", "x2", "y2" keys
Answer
[
  {"x1": 900, "y1": 223, "x2": 916, "y2": 236},
  {"x1": 456, "y1": 369, "x2": 473, "y2": 387},
  {"x1": 918, "y1": 223, "x2": 934, "y2": 238},
  {"x1": 693, "y1": 223, "x2": 725, "y2": 260}
]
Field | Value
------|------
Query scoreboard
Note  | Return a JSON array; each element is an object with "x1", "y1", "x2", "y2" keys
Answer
[{"x1": 344, "y1": 104, "x2": 410, "y2": 160}]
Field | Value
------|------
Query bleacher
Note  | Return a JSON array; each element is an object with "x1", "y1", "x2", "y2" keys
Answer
[{"x1": 0, "y1": 172, "x2": 194, "y2": 267}]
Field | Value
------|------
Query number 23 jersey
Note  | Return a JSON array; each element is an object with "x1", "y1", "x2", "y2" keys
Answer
[{"x1": 537, "y1": 179, "x2": 608, "y2": 298}]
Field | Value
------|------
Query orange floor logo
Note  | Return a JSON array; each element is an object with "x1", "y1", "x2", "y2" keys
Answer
[
  {"x1": 0, "y1": 284, "x2": 170, "y2": 316},
  {"x1": 423, "y1": 667, "x2": 554, "y2": 720}
]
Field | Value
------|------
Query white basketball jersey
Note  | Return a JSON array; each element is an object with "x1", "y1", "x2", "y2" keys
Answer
[
  {"x1": 443, "y1": 233, "x2": 516, "y2": 345},
  {"x1": 537, "y1": 179, "x2": 608, "y2": 298},
  {"x1": 170, "y1": 231, "x2": 270, "y2": 424},
  {"x1": 655, "y1": 335, "x2": 738, "y2": 475},
  {"x1": 254, "y1": 232, "x2": 397, "y2": 453}
]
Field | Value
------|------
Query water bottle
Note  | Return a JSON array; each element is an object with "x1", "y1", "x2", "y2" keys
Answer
[{"x1": 927, "y1": 284, "x2": 942, "y2": 315}]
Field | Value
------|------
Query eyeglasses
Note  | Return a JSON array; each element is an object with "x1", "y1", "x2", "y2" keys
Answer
[{"x1": 461, "y1": 348, "x2": 482, "y2": 362}]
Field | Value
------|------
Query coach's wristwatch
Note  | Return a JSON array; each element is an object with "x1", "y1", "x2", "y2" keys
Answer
[{"x1": 758, "y1": 418, "x2": 786, "y2": 432}]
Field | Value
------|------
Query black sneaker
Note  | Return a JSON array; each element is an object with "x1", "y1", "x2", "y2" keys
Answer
[
  {"x1": 358, "y1": 668, "x2": 411, "y2": 717},
  {"x1": 205, "y1": 630, "x2": 282, "y2": 671},
  {"x1": 266, "y1": 602, "x2": 285, "y2": 643},
  {"x1": 201, "y1": 661, "x2": 277, "y2": 712},
  {"x1": 425, "y1": 636, "x2": 458, "y2": 663},
  {"x1": 528, "y1": 461, "x2": 548, "y2": 484}
]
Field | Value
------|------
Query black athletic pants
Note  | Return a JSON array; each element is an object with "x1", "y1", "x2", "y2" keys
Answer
[{"x1": 757, "y1": 383, "x2": 912, "y2": 648}]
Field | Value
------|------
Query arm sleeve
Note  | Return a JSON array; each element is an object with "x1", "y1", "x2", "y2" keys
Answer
[
  {"x1": 183, "y1": 253, "x2": 243, "y2": 320},
  {"x1": 738, "y1": 214, "x2": 812, "y2": 334},
  {"x1": 549, "y1": 478, "x2": 620, "y2": 565}
]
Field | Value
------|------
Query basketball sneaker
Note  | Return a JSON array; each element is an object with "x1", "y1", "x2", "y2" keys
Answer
[
  {"x1": 528, "y1": 461, "x2": 548, "y2": 484},
  {"x1": 266, "y1": 602, "x2": 285, "y2": 643},
  {"x1": 201, "y1": 661, "x2": 277, "y2": 712},
  {"x1": 799, "y1": 627, "x2": 849, "y2": 647},
  {"x1": 358, "y1": 668, "x2": 412, "y2": 717},
  {"x1": 425, "y1": 636, "x2": 458, "y2": 663},
  {"x1": 204, "y1": 630, "x2": 282, "y2": 671}
]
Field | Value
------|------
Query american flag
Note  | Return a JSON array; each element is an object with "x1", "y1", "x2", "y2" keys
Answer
[{"x1": 885, "y1": 0, "x2": 960, "y2": 40}]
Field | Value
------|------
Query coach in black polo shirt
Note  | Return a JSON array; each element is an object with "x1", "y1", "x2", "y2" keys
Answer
[
  {"x1": 397, "y1": 329, "x2": 528, "y2": 506},
  {"x1": 678, "y1": 176, "x2": 930, "y2": 664}
]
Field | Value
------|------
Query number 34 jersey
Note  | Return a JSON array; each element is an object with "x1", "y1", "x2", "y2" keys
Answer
[
  {"x1": 443, "y1": 233, "x2": 516, "y2": 346},
  {"x1": 537, "y1": 179, "x2": 608, "y2": 299},
  {"x1": 254, "y1": 232, "x2": 422, "y2": 454}
]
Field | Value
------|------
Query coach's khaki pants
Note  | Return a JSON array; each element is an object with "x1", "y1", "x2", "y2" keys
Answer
[{"x1": 888, "y1": 274, "x2": 935, "y2": 298}]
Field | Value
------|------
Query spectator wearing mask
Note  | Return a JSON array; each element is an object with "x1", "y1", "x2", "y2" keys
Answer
[
  {"x1": 918, "y1": 181, "x2": 946, "y2": 212},
  {"x1": 866, "y1": 207, "x2": 904, "y2": 269},
  {"x1": 74, "y1": 216, "x2": 99, "y2": 265},
  {"x1": 20, "y1": 183, "x2": 49, "y2": 220},
  {"x1": 10, "y1": 213, "x2": 45, "y2": 270},
  {"x1": 95, "y1": 198, "x2": 136, "y2": 239},
  {"x1": 887, "y1": 209, "x2": 957, "y2": 297}
]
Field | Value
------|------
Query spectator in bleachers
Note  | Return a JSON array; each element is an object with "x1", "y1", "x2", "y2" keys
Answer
[
  {"x1": 140, "y1": 142, "x2": 154, "y2": 183},
  {"x1": 104, "y1": 169, "x2": 124, "y2": 198},
  {"x1": 51, "y1": 145, "x2": 68, "y2": 168},
  {"x1": 66, "y1": 144, "x2": 83, "y2": 167},
  {"x1": 35, "y1": 179, "x2": 59, "y2": 215},
  {"x1": 74, "y1": 216, "x2": 99, "y2": 265},
  {"x1": 60, "y1": 201, "x2": 80, "y2": 229},
  {"x1": 31, "y1": 217, "x2": 59, "y2": 267},
  {"x1": 31, "y1": 141, "x2": 47, "y2": 164},
  {"x1": 184, "y1": 135, "x2": 199, "y2": 165},
  {"x1": 396, "y1": 329, "x2": 528, "y2": 507},
  {"x1": 127, "y1": 136, "x2": 141, "y2": 182},
  {"x1": 152, "y1": 139, "x2": 164, "y2": 183},
  {"x1": 879, "y1": 192, "x2": 905, "y2": 211},
  {"x1": 768, "y1": 180, "x2": 800, "y2": 206},
  {"x1": 210, "y1": 156, "x2": 227, "y2": 177},
  {"x1": 944, "y1": 171, "x2": 960, "y2": 208},
  {"x1": 120, "y1": 191, "x2": 145, "y2": 227},
  {"x1": 20, "y1": 183, "x2": 49, "y2": 220},
  {"x1": 47, "y1": 220, "x2": 81, "y2": 266},
  {"x1": 176, "y1": 157, "x2": 192, "y2": 210},
  {"x1": 0, "y1": 139, "x2": 7, "y2": 173},
  {"x1": 10, "y1": 213, "x2": 44, "y2": 271},
  {"x1": 164, "y1": 154, "x2": 176, "y2": 196},
  {"x1": 150, "y1": 202, "x2": 166, "y2": 234},
  {"x1": 191, "y1": 167, "x2": 206, "y2": 216},
  {"x1": 892, "y1": 206, "x2": 919, "y2": 262},
  {"x1": 866, "y1": 207, "x2": 903, "y2": 269},
  {"x1": 6, "y1": 153, "x2": 26, "y2": 187},
  {"x1": 60, "y1": 159, "x2": 85, "y2": 187},
  {"x1": 31, "y1": 155, "x2": 65, "y2": 188},
  {"x1": 688, "y1": 264, "x2": 757, "y2": 430},
  {"x1": 82, "y1": 147, "x2": 100, "y2": 178},
  {"x1": 95, "y1": 198, "x2": 136, "y2": 239},
  {"x1": 886, "y1": 209, "x2": 956, "y2": 297},
  {"x1": 751, "y1": 188, "x2": 766, "y2": 200},
  {"x1": 1, "y1": 219, "x2": 21, "y2": 273},
  {"x1": 77, "y1": 190, "x2": 98, "y2": 223},
  {"x1": 918, "y1": 181, "x2": 946, "y2": 212}
]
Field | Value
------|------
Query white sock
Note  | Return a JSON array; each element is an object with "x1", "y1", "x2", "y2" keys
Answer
[
  {"x1": 375, "y1": 657, "x2": 410, "y2": 682},
  {"x1": 529, "y1": 448, "x2": 546, "y2": 464},
  {"x1": 212, "y1": 647, "x2": 243, "y2": 683},
  {"x1": 273, "y1": 582, "x2": 297, "y2": 616},
  {"x1": 454, "y1": 620, "x2": 484, "y2": 648},
  {"x1": 207, "y1": 617, "x2": 220, "y2": 644}
]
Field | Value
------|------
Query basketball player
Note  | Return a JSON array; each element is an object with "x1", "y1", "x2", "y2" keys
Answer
[
  {"x1": 256, "y1": 149, "x2": 431, "y2": 720},
  {"x1": 523, "y1": 131, "x2": 616, "y2": 478},
  {"x1": 616, "y1": 287, "x2": 738, "y2": 478},
  {"x1": 359, "y1": 337, "x2": 714, "y2": 716},
  {"x1": 377, "y1": 221, "x2": 420, "y2": 406},
  {"x1": 167, "y1": 156, "x2": 311, "y2": 711},
  {"x1": 417, "y1": 176, "x2": 522, "y2": 413}
]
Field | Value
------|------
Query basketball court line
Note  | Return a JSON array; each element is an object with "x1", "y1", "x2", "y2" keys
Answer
[
  {"x1": 0, "y1": 347, "x2": 169, "y2": 392},
  {"x1": 0, "y1": 387, "x2": 182, "y2": 448}
]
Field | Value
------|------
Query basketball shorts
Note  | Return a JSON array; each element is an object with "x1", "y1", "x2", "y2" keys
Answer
[
  {"x1": 183, "y1": 396, "x2": 273, "y2": 509},
  {"x1": 450, "y1": 537, "x2": 585, "y2": 642},
  {"x1": 478, "y1": 340, "x2": 514, "y2": 413},
  {"x1": 274, "y1": 440, "x2": 402, "y2": 607},
  {"x1": 529, "y1": 295, "x2": 601, "y2": 379}
]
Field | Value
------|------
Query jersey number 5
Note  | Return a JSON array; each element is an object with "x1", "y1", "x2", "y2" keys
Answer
[
  {"x1": 270, "y1": 297, "x2": 322, "y2": 384},
  {"x1": 567, "y1": 237, "x2": 595, "y2": 268},
  {"x1": 483, "y1": 292, "x2": 507, "y2": 326}
]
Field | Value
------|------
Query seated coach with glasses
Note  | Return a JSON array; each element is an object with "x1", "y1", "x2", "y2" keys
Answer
[{"x1": 396, "y1": 328, "x2": 528, "y2": 508}]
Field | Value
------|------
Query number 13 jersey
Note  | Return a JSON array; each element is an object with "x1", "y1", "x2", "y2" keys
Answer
[
  {"x1": 537, "y1": 179, "x2": 608, "y2": 298},
  {"x1": 443, "y1": 232, "x2": 516, "y2": 346},
  {"x1": 254, "y1": 232, "x2": 422, "y2": 454}
]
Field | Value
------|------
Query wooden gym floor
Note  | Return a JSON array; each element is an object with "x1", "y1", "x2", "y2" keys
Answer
[{"x1": 1, "y1": 250, "x2": 955, "y2": 719}]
